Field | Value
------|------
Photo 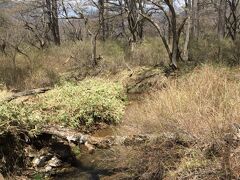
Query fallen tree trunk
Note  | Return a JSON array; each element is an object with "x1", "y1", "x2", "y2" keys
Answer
[
  {"x1": 41, "y1": 126, "x2": 156, "y2": 148},
  {"x1": 42, "y1": 125, "x2": 114, "y2": 153},
  {"x1": 1, "y1": 87, "x2": 51, "y2": 103},
  {"x1": 41, "y1": 125, "x2": 196, "y2": 154}
]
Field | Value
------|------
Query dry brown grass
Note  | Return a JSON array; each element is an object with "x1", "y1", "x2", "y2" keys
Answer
[
  {"x1": 0, "y1": 90, "x2": 11, "y2": 101},
  {"x1": 122, "y1": 65, "x2": 240, "y2": 140},
  {"x1": 116, "y1": 65, "x2": 240, "y2": 179},
  {"x1": 130, "y1": 38, "x2": 169, "y2": 66},
  {"x1": 0, "y1": 38, "x2": 168, "y2": 89}
]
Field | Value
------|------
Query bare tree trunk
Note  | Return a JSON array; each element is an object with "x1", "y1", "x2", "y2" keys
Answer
[
  {"x1": 191, "y1": 0, "x2": 199, "y2": 40},
  {"x1": 218, "y1": 0, "x2": 227, "y2": 39},
  {"x1": 141, "y1": 0, "x2": 187, "y2": 69},
  {"x1": 12, "y1": 52, "x2": 17, "y2": 83},
  {"x1": 126, "y1": 0, "x2": 137, "y2": 42},
  {"x1": 165, "y1": 0, "x2": 179, "y2": 68},
  {"x1": 217, "y1": 0, "x2": 227, "y2": 60},
  {"x1": 226, "y1": 0, "x2": 239, "y2": 41},
  {"x1": 120, "y1": 0, "x2": 126, "y2": 35},
  {"x1": 45, "y1": 0, "x2": 52, "y2": 36},
  {"x1": 98, "y1": 0, "x2": 110, "y2": 41},
  {"x1": 91, "y1": 34, "x2": 97, "y2": 66},
  {"x1": 0, "y1": 40, "x2": 6, "y2": 55},
  {"x1": 45, "y1": 0, "x2": 60, "y2": 45},
  {"x1": 105, "y1": 0, "x2": 110, "y2": 38},
  {"x1": 52, "y1": 0, "x2": 60, "y2": 45},
  {"x1": 138, "y1": 0, "x2": 145, "y2": 41},
  {"x1": 99, "y1": 0, "x2": 106, "y2": 41},
  {"x1": 168, "y1": 0, "x2": 173, "y2": 46},
  {"x1": 183, "y1": 0, "x2": 191, "y2": 61},
  {"x1": 125, "y1": 0, "x2": 143, "y2": 42},
  {"x1": 90, "y1": 29, "x2": 100, "y2": 66}
]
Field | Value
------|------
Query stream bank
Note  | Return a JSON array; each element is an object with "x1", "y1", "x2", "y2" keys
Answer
[
  {"x1": 1, "y1": 123, "x2": 240, "y2": 179},
  {"x1": 0, "y1": 123, "x2": 195, "y2": 179}
]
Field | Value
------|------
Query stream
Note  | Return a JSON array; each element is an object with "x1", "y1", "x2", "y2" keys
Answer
[{"x1": 52, "y1": 127, "x2": 136, "y2": 180}]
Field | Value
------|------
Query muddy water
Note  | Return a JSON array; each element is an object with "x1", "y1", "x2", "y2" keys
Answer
[
  {"x1": 92, "y1": 126, "x2": 118, "y2": 137},
  {"x1": 55, "y1": 127, "x2": 135, "y2": 180}
]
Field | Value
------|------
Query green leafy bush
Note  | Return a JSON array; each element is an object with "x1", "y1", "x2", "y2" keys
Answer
[
  {"x1": 0, "y1": 102, "x2": 46, "y2": 131},
  {"x1": 0, "y1": 78, "x2": 127, "y2": 129},
  {"x1": 42, "y1": 78, "x2": 127, "y2": 126}
]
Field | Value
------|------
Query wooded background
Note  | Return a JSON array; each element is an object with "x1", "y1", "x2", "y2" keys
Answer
[{"x1": 0, "y1": 0, "x2": 239, "y2": 89}]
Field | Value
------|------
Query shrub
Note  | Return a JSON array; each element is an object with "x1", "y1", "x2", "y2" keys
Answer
[
  {"x1": 0, "y1": 78, "x2": 127, "y2": 130},
  {"x1": 0, "y1": 102, "x2": 37, "y2": 130},
  {"x1": 42, "y1": 78, "x2": 127, "y2": 126}
]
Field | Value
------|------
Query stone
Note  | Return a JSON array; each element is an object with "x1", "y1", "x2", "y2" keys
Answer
[
  {"x1": 24, "y1": 146, "x2": 37, "y2": 158},
  {"x1": 32, "y1": 155, "x2": 52, "y2": 167},
  {"x1": 48, "y1": 156, "x2": 62, "y2": 167},
  {"x1": 44, "y1": 165, "x2": 52, "y2": 172}
]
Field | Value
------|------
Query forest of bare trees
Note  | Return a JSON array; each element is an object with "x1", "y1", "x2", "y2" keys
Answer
[{"x1": 0, "y1": 0, "x2": 239, "y2": 70}]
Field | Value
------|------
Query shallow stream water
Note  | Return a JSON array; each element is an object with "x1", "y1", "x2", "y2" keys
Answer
[{"x1": 54, "y1": 127, "x2": 135, "y2": 180}]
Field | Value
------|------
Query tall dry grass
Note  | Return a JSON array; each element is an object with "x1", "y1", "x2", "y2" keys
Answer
[
  {"x1": 123, "y1": 65, "x2": 240, "y2": 140},
  {"x1": 0, "y1": 38, "x2": 168, "y2": 89},
  {"x1": 0, "y1": 90, "x2": 11, "y2": 101}
]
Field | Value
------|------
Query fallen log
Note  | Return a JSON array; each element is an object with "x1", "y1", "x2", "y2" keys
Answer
[
  {"x1": 42, "y1": 125, "x2": 89, "y2": 144},
  {"x1": 1, "y1": 87, "x2": 51, "y2": 103},
  {"x1": 41, "y1": 125, "x2": 110, "y2": 153},
  {"x1": 40, "y1": 125, "x2": 200, "y2": 155}
]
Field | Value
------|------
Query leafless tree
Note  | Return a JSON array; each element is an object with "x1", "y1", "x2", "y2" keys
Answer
[
  {"x1": 226, "y1": 0, "x2": 240, "y2": 41},
  {"x1": 46, "y1": 0, "x2": 61, "y2": 45},
  {"x1": 191, "y1": 0, "x2": 199, "y2": 40},
  {"x1": 141, "y1": 0, "x2": 187, "y2": 68},
  {"x1": 183, "y1": 0, "x2": 192, "y2": 61},
  {"x1": 124, "y1": 0, "x2": 145, "y2": 43}
]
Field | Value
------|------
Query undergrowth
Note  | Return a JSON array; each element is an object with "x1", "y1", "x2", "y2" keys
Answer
[
  {"x1": 43, "y1": 79, "x2": 127, "y2": 126},
  {"x1": 0, "y1": 78, "x2": 127, "y2": 131},
  {"x1": 123, "y1": 64, "x2": 240, "y2": 139}
]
